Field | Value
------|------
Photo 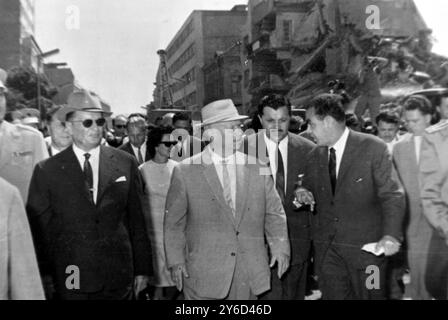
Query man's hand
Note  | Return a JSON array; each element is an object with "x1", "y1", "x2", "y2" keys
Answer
[
  {"x1": 170, "y1": 264, "x2": 189, "y2": 291},
  {"x1": 293, "y1": 187, "x2": 315, "y2": 212},
  {"x1": 270, "y1": 253, "x2": 290, "y2": 279},
  {"x1": 376, "y1": 235, "x2": 401, "y2": 256},
  {"x1": 134, "y1": 275, "x2": 150, "y2": 298}
]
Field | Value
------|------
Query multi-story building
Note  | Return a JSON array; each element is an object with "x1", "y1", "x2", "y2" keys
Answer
[
  {"x1": 244, "y1": 0, "x2": 429, "y2": 114},
  {"x1": 0, "y1": 0, "x2": 40, "y2": 70},
  {"x1": 153, "y1": 5, "x2": 247, "y2": 117}
]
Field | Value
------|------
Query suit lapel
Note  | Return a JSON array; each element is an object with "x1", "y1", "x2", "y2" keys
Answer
[
  {"x1": 0, "y1": 122, "x2": 15, "y2": 170},
  {"x1": 334, "y1": 131, "x2": 359, "y2": 197},
  {"x1": 60, "y1": 147, "x2": 94, "y2": 205},
  {"x1": 97, "y1": 146, "x2": 120, "y2": 205},
  {"x1": 201, "y1": 151, "x2": 236, "y2": 226},
  {"x1": 235, "y1": 157, "x2": 250, "y2": 229}
]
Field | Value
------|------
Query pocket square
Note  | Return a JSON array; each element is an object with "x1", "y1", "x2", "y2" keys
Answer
[
  {"x1": 115, "y1": 176, "x2": 127, "y2": 183},
  {"x1": 355, "y1": 178, "x2": 363, "y2": 183}
]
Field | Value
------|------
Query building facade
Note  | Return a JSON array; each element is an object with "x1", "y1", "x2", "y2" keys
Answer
[
  {"x1": 0, "y1": 0, "x2": 39, "y2": 71},
  {"x1": 153, "y1": 5, "x2": 247, "y2": 116}
]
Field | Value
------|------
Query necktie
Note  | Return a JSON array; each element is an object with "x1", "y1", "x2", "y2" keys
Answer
[
  {"x1": 137, "y1": 147, "x2": 144, "y2": 164},
  {"x1": 329, "y1": 147, "x2": 337, "y2": 195},
  {"x1": 276, "y1": 145, "x2": 286, "y2": 204},
  {"x1": 222, "y1": 161, "x2": 235, "y2": 214},
  {"x1": 83, "y1": 153, "x2": 94, "y2": 201}
]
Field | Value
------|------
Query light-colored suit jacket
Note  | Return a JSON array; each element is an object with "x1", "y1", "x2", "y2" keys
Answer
[
  {"x1": 420, "y1": 121, "x2": 448, "y2": 237},
  {"x1": 0, "y1": 177, "x2": 45, "y2": 300},
  {"x1": 164, "y1": 150, "x2": 290, "y2": 299},
  {"x1": 0, "y1": 121, "x2": 48, "y2": 201},
  {"x1": 393, "y1": 134, "x2": 432, "y2": 239}
]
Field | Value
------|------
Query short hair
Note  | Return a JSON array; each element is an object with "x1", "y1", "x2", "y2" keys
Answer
[
  {"x1": 375, "y1": 111, "x2": 400, "y2": 126},
  {"x1": 112, "y1": 114, "x2": 127, "y2": 126},
  {"x1": 306, "y1": 93, "x2": 346, "y2": 123},
  {"x1": 403, "y1": 95, "x2": 433, "y2": 116},
  {"x1": 126, "y1": 114, "x2": 146, "y2": 129},
  {"x1": 147, "y1": 125, "x2": 175, "y2": 159},
  {"x1": 257, "y1": 94, "x2": 292, "y2": 116},
  {"x1": 172, "y1": 112, "x2": 191, "y2": 125},
  {"x1": 45, "y1": 105, "x2": 63, "y2": 123}
]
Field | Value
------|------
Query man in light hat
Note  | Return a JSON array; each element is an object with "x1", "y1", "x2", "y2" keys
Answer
[
  {"x1": 0, "y1": 68, "x2": 49, "y2": 201},
  {"x1": 27, "y1": 89, "x2": 153, "y2": 300},
  {"x1": 164, "y1": 99, "x2": 290, "y2": 300}
]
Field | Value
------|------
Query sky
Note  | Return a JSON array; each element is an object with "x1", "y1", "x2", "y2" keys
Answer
[{"x1": 35, "y1": 0, "x2": 448, "y2": 115}]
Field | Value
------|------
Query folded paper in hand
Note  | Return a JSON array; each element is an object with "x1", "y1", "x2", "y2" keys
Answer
[{"x1": 361, "y1": 243, "x2": 385, "y2": 256}]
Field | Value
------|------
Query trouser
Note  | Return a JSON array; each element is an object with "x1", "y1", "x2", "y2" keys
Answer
[
  {"x1": 259, "y1": 262, "x2": 308, "y2": 300},
  {"x1": 318, "y1": 244, "x2": 387, "y2": 300},
  {"x1": 183, "y1": 255, "x2": 256, "y2": 300},
  {"x1": 425, "y1": 230, "x2": 448, "y2": 300},
  {"x1": 355, "y1": 94, "x2": 382, "y2": 124}
]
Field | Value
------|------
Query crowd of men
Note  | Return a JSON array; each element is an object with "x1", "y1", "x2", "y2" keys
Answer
[{"x1": 1, "y1": 66, "x2": 448, "y2": 300}]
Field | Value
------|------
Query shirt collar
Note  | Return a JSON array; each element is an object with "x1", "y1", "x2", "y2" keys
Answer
[
  {"x1": 331, "y1": 127, "x2": 350, "y2": 152},
  {"x1": 263, "y1": 132, "x2": 289, "y2": 148},
  {"x1": 72, "y1": 143, "x2": 100, "y2": 160}
]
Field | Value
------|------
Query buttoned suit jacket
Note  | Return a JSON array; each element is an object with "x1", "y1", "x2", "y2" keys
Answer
[
  {"x1": 305, "y1": 130, "x2": 405, "y2": 273},
  {"x1": 164, "y1": 150, "x2": 290, "y2": 299},
  {"x1": 0, "y1": 121, "x2": 49, "y2": 201},
  {"x1": 26, "y1": 146, "x2": 152, "y2": 295},
  {"x1": 244, "y1": 131, "x2": 316, "y2": 265}
]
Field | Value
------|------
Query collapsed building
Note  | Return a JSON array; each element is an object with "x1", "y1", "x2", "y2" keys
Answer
[{"x1": 244, "y1": 0, "x2": 448, "y2": 118}]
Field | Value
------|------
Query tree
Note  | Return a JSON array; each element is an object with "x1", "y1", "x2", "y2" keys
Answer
[{"x1": 5, "y1": 66, "x2": 58, "y2": 112}]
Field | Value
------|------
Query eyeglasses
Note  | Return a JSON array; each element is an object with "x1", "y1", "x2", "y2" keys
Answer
[
  {"x1": 160, "y1": 141, "x2": 177, "y2": 147},
  {"x1": 115, "y1": 125, "x2": 126, "y2": 129},
  {"x1": 70, "y1": 118, "x2": 106, "y2": 128}
]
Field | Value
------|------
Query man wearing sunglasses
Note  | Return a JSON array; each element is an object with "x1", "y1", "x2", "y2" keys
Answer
[
  {"x1": 107, "y1": 115, "x2": 128, "y2": 148},
  {"x1": 27, "y1": 89, "x2": 152, "y2": 300}
]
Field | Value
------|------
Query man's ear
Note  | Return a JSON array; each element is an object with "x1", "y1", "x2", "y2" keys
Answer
[{"x1": 65, "y1": 121, "x2": 73, "y2": 135}]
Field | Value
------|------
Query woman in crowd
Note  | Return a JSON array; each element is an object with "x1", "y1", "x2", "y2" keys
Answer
[{"x1": 139, "y1": 125, "x2": 178, "y2": 300}]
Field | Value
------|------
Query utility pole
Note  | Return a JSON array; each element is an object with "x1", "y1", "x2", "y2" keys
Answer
[{"x1": 156, "y1": 49, "x2": 174, "y2": 109}]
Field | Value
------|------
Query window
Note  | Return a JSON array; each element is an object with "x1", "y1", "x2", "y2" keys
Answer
[{"x1": 283, "y1": 20, "x2": 292, "y2": 44}]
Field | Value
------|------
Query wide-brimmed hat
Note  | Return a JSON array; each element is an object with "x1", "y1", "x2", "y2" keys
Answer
[
  {"x1": 201, "y1": 99, "x2": 248, "y2": 127},
  {"x1": 58, "y1": 89, "x2": 112, "y2": 121}
]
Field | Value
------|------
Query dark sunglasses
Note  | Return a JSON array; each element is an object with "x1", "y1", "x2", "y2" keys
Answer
[
  {"x1": 160, "y1": 141, "x2": 177, "y2": 147},
  {"x1": 71, "y1": 118, "x2": 106, "y2": 128},
  {"x1": 115, "y1": 124, "x2": 126, "y2": 129}
]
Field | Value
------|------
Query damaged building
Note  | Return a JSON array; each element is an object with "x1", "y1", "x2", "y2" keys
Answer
[{"x1": 243, "y1": 0, "x2": 447, "y2": 118}]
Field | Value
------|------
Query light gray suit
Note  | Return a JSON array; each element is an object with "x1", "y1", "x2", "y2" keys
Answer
[
  {"x1": 393, "y1": 134, "x2": 432, "y2": 299},
  {"x1": 164, "y1": 149, "x2": 290, "y2": 299}
]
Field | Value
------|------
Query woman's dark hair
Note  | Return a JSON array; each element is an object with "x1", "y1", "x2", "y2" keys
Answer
[{"x1": 147, "y1": 125, "x2": 174, "y2": 159}]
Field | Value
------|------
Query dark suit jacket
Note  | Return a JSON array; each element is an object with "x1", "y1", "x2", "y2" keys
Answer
[
  {"x1": 27, "y1": 146, "x2": 152, "y2": 294},
  {"x1": 244, "y1": 132, "x2": 316, "y2": 265},
  {"x1": 305, "y1": 130, "x2": 405, "y2": 272},
  {"x1": 119, "y1": 142, "x2": 151, "y2": 163}
]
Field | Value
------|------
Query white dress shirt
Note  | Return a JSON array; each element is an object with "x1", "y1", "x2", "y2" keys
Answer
[
  {"x1": 50, "y1": 145, "x2": 64, "y2": 157},
  {"x1": 131, "y1": 140, "x2": 147, "y2": 162},
  {"x1": 209, "y1": 148, "x2": 244, "y2": 213},
  {"x1": 264, "y1": 133, "x2": 288, "y2": 193},
  {"x1": 72, "y1": 144, "x2": 100, "y2": 203},
  {"x1": 329, "y1": 127, "x2": 350, "y2": 178},
  {"x1": 414, "y1": 135, "x2": 423, "y2": 164}
]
